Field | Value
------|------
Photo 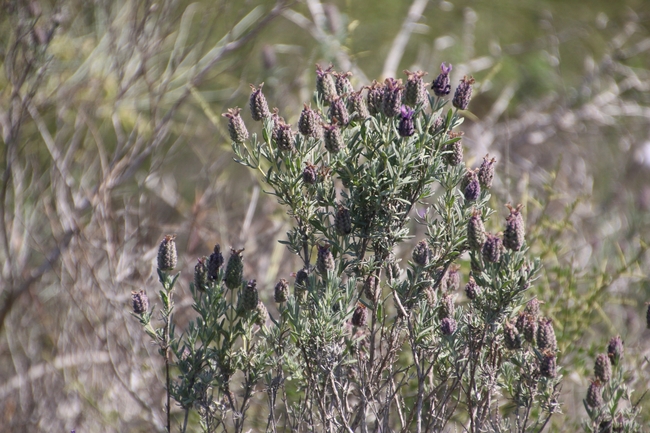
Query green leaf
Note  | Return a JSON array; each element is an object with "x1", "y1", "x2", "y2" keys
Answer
[{"x1": 445, "y1": 108, "x2": 454, "y2": 129}]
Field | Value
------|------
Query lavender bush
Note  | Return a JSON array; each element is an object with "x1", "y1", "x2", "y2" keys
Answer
[
  {"x1": 133, "y1": 65, "x2": 648, "y2": 432},
  {"x1": 1, "y1": 1, "x2": 648, "y2": 431}
]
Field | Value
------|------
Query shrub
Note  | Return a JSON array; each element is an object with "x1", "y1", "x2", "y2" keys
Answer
[{"x1": 135, "y1": 65, "x2": 645, "y2": 432}]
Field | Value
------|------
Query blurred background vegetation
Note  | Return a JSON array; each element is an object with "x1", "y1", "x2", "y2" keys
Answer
[{"x1": 0, "y1": 0, "x2": 648, "y2": 431}]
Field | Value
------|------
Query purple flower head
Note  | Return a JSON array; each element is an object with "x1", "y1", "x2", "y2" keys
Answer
[
  {"x1": 400, "y1": 105, "x2": 414, "y2": 120},
  {"x1": 382, "y1": 78, "x2": 403, "y2": 117},
  {"x1": 453, "y1": 76, "x2": 476, "y2": 110},
  {"x1": 366, "y1": 80, "x2": 384, "y2": 115},
  {"x1": 432, "y1": 63, "x2": 453, "y2": 97},
  {"x1": 315, "y1": 64, "x2": 338, "y2": 103},
  {"x1": 404, "y1": 70, "x2": 427, "y2": 106},
  {"x1": 398, "y1": 105, "x2": 415, "y2": 137},
  {"x1": 441, "y1": 317, "x2": 457, "y2": 335},
  {"x1": 316, "y1": 64, "x2": 330, "y2": 78}
]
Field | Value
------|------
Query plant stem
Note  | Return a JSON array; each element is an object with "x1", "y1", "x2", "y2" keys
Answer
[
  {"x1": 182, "y1": 406, "x2": 189, "y2": 433},
  {"x1": 165, "y1": 348, "x2": 171, "y2": 432}
]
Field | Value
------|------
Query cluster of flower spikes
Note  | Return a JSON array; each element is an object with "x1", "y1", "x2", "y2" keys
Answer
[
  {"x1": 221, "y1": 246, "x2": 269, "y2": 325},
  {"x1": 221, "y1": 63, "x2": 488, "y2": 321},
  {"x1": 239, "y1": 279, "x2": 269, "y2": 325},
  {"x1": 404, "y1": 152, "x2": 527, "y2": 338},
  {"x1": 131, "y1": 234, "x2": 179, "y2": 315},
  {"x1": 466, "y1": 200, "x2": 526, "y2": 267},
  {"x1": 503, "y1": 298, "x2": 559, "y2": 378},
  {"x1": 433, "y1": 169, "x2": 557, "y2": 380},
  {"x1": 145, "y1": 235, "x2": 270, "y2": 326},
  {"x1": 585, "y1": 336, "x2": 624, "y2": 409},
  {"x1": 411, "y1": 236, "x2": 549, "y2": 347},
  {"x1": 409, "y1": 236, "x2": 468, "y2": 335},
  {"x1": 222, "y1": 62, "x2": 480, "y2": 158},
  {"x1": 190, "y1": 245, "x2": 225, "y2": 293}
]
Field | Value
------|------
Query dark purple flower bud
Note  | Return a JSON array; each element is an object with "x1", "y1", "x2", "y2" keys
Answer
[
  {"x1": 316, "y1": 64, "x2": 338, "y2": 103},
  {"x1": 441, "y1": 317, "x2": 457, "y2": 335},
  {"x1": 467, "y1": 208, "x2": 486, "y2": 251},
  {"x1": 223, "y1": 108, "x2": 249, "y2": 143},
  {"x1": 352, "y1": 304, "x2": 368, "y2": 327},
  {"x1": 398, "y1": 105, "x2": 415, "y2": 137},
  {"x1": 194, "y1": 257, "x2": 208, "y2": 292},
  {"x1": 295, "y1": 268, "x2": 309, "y2": 296},
  {"x1": 316, "y1": 244, "x2": 335, "y2": 274},
  {"x1": 334, "y1": 71, "x2": 354, "y2": 96},
  {"x1": 503, "y1": 320, "x2": 522, "y2": 350},
  {"x1": 323, "y1": 121, "x2": 344, "y2": 154},
  {"x1": 478, "y1": 154, "x2": 496, "y2": 189},
  {"x1": 132, "y1": 290, "x2": 149, "y2": 315},
  {"x1": 382, "y1": 78, "x2": 403, "y2": 117},
  {"x1": 207, "y1": 244, "x2": 224, "y2": 280},
  {"x1": 607, "y1": 335, "x2": 624, "y2": 366},
  {"x1": 335, "y1": 204, "x2": 352, "y2": 235},
  {"x1": 274, "y1": 279, "x2": 289, "y2": 303},
  {"x1": 299, "y1": 104, "x2": 322, "y2": 138},
  {"x1": 412, "y1": 239, "x2": 431, "y2": 266},
  {"x1": 463, "y1": 169, "x2": 481, "y2": 202},
  {"x1": 452, "y1": 75, "x2": 475, "y2": 110},
  {"x1": 328, "y1": 96, "x2": 349, "y2": 126},
  {"x1": 272, "y1": 120, "x2": 295, "y2": 152},
  {"x1": 438, "y1": 293, "x2": 455, "y2": 319},
  {"x1": 536, "y1": 317, "x2": 557, "y2": 351},
  {"x1": 465, "y1": 276, "x2": 481, "y2": 300},
  {"x1": 366, "y1": 81, "x2": 384, "y2": 116},
  {"x1": 540, "y1": 351, "x2": 557, "y2": 378},
  {"x1": 482, "y1": 233, "x2": 502, "y2": 263},
  {"x1": 224, "y1": 248, "x2": 244, "y2": 290},
  {"x1": 594, "y1": 353, "x2": 612, "y2": 383},
  {"x1": 404, "y1": 70, "x2": 427, "y2": 106},
  {"x1": 516, "y1": 312, "x2": 537, "y2": 344},
  {"x1": 432, "y1": 62, "x2": 452, "y2": 97},
  {"x1": 241, "y1": 279, "x2": 259, "y2": 311},
  {"x1": 364, "y1": 274, "x2": 381, "y2": 304},
  {"x1": 303, "y1": 162, "x2": 319, "y2": 185},
  {"x1": 586, "y1": 380, "x2": 603, "y2": 407},
  {"x1": 504, "y1": 203, "x2": 525, "y2": 251},
  {"x1": 249, "y1": 83, "x2": 270, "y2": 121},
  {"x1": 157, "y1": 234, "x2": 177, "y2": 271},
  {"x1": 348, "y1": 90, "x2": 370, "y2": 121}
]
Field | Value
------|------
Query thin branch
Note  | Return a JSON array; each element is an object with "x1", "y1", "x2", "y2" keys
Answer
[
  {"x1": 382, "y1": 0, "x2": 430, "y2": 79},
  {"x1": 0, "y1": 228, "x2": 76, "y2": 332}
]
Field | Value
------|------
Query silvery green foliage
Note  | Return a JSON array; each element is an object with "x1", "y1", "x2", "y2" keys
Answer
[
  {"x1": 229, "y1": 67, "x2": 560, "y2": 433},
  {"x1": 138, "y1": 68, "x2": 564, "y2": 433},
  {"x1": 136, "y1": 250, "x2": 274, "y2": 433},
  {"x1": 582, "y1": 343, "x2": 642, "y2": 433}
]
